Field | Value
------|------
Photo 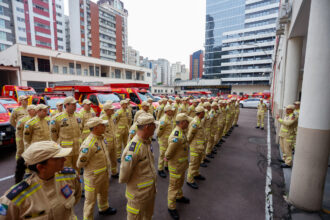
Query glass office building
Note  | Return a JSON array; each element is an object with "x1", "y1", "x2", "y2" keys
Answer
[{"x1": 204, "y1": 0, "x2": 279, "y2": 87}]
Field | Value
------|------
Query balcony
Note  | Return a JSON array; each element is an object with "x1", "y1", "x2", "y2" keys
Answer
[
  {"x1": 221, "y1": 59, "x2": 273, "y2": 66},
  {"x1": 222, "y1": 33, "x2": 275, "y2": 44},
  {"x1": 222, "y1": 50, "x2": 273, "y2": 59},
  {"x1": 222, "y1": 41, "x2": 275, "y2": 51},
  {"x1": 221, "y1": 68, "x2": 272, "y2": 74}
]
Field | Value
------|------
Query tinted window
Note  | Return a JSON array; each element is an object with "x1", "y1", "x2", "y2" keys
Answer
[
  {"x1": 22, "y1": 56, "x2": 35, "y2": 71},
  {"x1": 89, "y1": 95, "x2": 98, "y2": 105},
  {"x1": 97, "y1": 94, "x2": 121, "y2": 104},
  {"x1": 0, "y1": 104, "x2": 6, "y2": 113},
  {"x1": 0, "y1": 99, "x2": 17, "y2": 104}
]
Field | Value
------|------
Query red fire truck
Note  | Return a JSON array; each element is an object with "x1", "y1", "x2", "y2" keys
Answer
[{"x1": 1, "y1": 85, "x2": 36, "y2": 104}]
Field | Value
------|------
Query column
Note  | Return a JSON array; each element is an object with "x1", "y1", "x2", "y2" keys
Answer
[
  {"x1": 289, "y1": 0, "x2": 330, "y2": 211},
  {"x1": 282, "y1": 37, "x2": 303, "y2": 107}
]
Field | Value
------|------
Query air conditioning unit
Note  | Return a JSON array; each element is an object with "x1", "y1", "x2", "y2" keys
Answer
[{"x1": 279, "y1": 3, "x2": 292, "y2": 24}]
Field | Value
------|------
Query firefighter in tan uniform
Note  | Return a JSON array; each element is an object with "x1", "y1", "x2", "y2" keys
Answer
[
  {"x1": 101, "y1": 103, "x2": 119, "y2": 178},
  {"x1": 119, "y1": 114, "x2": 157, "y2": 220},
  {"x1": 198, "y1": 97, "x2": 206, "y2": 107},
  {"x1": 113, "y1": 100, "x2": 130, "y2": 162},
  {"x1": 216, "y1": 100, "x2": 227, "y2": 145},
  {"x1": 157, "y1": 105, "x2": 175, "y2": 178},
  {"x1": 50, "y1": 102, "x2": 64, "y2": 117},
  {"x1": 126, "y1": 98, "x2": 133, "y2": 126},
  {"x1": 50, "y1": 96, "x2": 82, "y2": 171},
  {"x1": 256, "y1": 99, "x2": 267, "y2": 130},
  {"x1": 178, "y1": 97, "x2": 189, "y2": 114},
  {"x1": 10, "y1": 95, "x2": 29, "y2": 127},
  {"x1": 77, "y1": 117, "x2": 117, "y2": 220},
  {"x1": 276, "y1": 105, "x2": 298, "y2": 168},
  {"x1": 15, "y1": 105, "x2": 37, "y2": 160},
  {"x1": 0, "y1": 141, "x2": 81, "y2": 220},
  {"x1": 23, "y1": 104, "x2": 51, "y2": 149},
  {"x1": 134, "y1": 101, "x2": 150, "y2": 123},
  {"x1": 147, "y1": 98, "x2": 155, "y2": 116},
  {"x1": 206, "y1": 102, "x2": 219, "y2": 158},
  {"x1": 128, "y1": 122, "x2": 138, "y2": 142},
  {"x1": 165, "y1": 113, "x2": 190, "y2": 220},
  {"x1": 188, "y1": 100, "x2": 198, "y2": 118},
  {"x1": 233, "y1": 99, "x2": 240, "y2": 127},
  {"x1": 156, "y1": 98, "x2": 166, "y2": 120},
  {"x1": 224, "y1": 100, "x2": 232, "y2": 137},
  {"x1": 202, "y1": 102, "x2": 213, "y2": 162},
  {"x1": 79, "y1": 99, "x2": 96, "y2": 141},
  {"x1": 186, "y1": 106, "x2": 206, "y2": 189},
  {"x1": 173, "y1": 97, "x2": 181, "y2": 117},
  {"x1": 292, "y1": 101, "x2": 300, "y2": 149}
]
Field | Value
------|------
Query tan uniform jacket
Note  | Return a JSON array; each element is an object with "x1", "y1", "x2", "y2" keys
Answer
[
  {"x1": 77, "y1": 133, "x2": 110, "y2": 174},
  {"x1": 157, "y1": 115, "x2": 174, "y2": 148},
  {"x1": 203, "y1": 110, "x2": 212, "y2": 135},
  {"x1": 128, "y1": 122, "x2": 138, "y2": 142},
  {"x1": 23, "y1": 116, "x2": 51, "y2": 148},
  {"x1": 50, "y1": 110, "x2": 62, "y2": 117},
  {"x1": 209, "y1": 109, "x2": 218, "y2": 132},
  {"x1": 187, "y1": 116, "x2": 205, "y2": 152},
  {"x1": 10, "y1": 106, "x2": 27, "y2": 127},
  {"x1": 134, "y1": 109, "x2": 149, "y2": 123},
  {"x1": 101, "y1": 114, "x2": 116, "y2": 145},
  {"x1": 50, "y1": 111, "x2": 82, "y2": 156},
  {"x1": 219, "y1": 107, "x2": 227, "y2": 124},
  {"x1": 226, "y1": 106, "x2": 231, "y2": 121},
  {"x1": 119, "y1": 135, "x2": 157, "y2": 202},
  {"x1": 156, "y1": 104, "x2": 164, "y2": 121},
  {"x1": 165, "y1": 127, "x2": 189, "y2": 174},
  {"x1": 148, "y1": 105, "x2": 155, "y2": 116},
  {"x1": 0, "y1": 168, "x2": 81, "y2": 220},
  {"x1": 113, "y1": 108, "x2": 130, "y2": 132},
  {"x1": 257, "y1": 103, "x2": 267, "y2": 115},
  {"x1": 79, "y1": 109, "x2": 95, "y2": 140},
  {"x1": 15, "y1": 115, "x2": 31, "y2": 158},
  {"x1": 278, "y1": 113, "x2": 298, "y2": 139},
  {"x1": 188, "y1": 105, "x2": 196, "y2": 118},
  {"x1": 173, "y1": 103, "x2": 179, "y2": 117},
  {"x1": 127, "y1": 105, "x2": 133, "y2": 125},
  {"x1": 178, "y1": 104, "x2": 188, "y2": 114}
]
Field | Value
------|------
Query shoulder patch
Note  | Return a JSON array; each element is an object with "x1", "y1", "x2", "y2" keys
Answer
[
  {"x1": 130, "y1": 129, "x2": 136, "y2": 134},
  {"x1": 50, "y1": 120, "x2": 55, "y2": 125},
  {"x1": 129, "y1": 142, "x2": 137, "y2": 152},
  {"x1": 59, "y1": 167, "x2": 76, "y2": 174},
  {"x1": 6, "y1": 181, "x2": 29, "y2": 200},
  {"x1": 0, "y1": 203, "x2": 8, "y2": 216},
  {"x1": 173, "y1": 138, "x2": 178, "y2": 143},
  {"x1": 160, "y1": 121, "x2": 165, "y2": 125},
  {"x1": 174, "y1": 131, "x2": 179, "y2": 136},
  {"x1": 192, "y1": 124, "x2": 197, "y2": 128}
]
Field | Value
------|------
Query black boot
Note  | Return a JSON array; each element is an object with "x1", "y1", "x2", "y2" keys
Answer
[
  {"x1": 203, "y1": 158, "x2": 210, "y2": 163},
  {"x1": 206, "y1": 154, "x2": 214, "y2": 159},
  {"x1": 158, "y1": 170, "x2": 167, "y2": 178},
  {"x1": 256, "y1": 126, "x2": 259, "y2": 129},
  {"x1": 280, "y1": 163, "x2": 292, "y2": 168},
  {"x1": 165, "y1": 166, "x2": 169, "y2": 171},
  {"x1": 99, "y1": 207, "x2": 117, "y2": 215},
  {"x1": 117, "y1": 158, "x2": 121, "y2": 163},
  {"x1": 200, "y1": 162, "x2": 208, "y2": 167},
  {"x1": 194, "y1": 175, "x2": 206, "y2": 181},
  {"x1": 168, "y1": 209, "x2": 180, "y2": 220},
  {"x1": 111, "y1": 173, "x2": 119, "y2": 179},
  {"x1": 186, "y1": 182, "x2": 198, "y2": 189},
  {"x1": 176, "y1": 196, "x2": 190, "y2": 204}
]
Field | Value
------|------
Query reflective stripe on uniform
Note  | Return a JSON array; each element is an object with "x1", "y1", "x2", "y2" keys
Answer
[
  {"x1": 169, "y1": 172, "x2": 181, "y2": 178},
  {"x1": 168, "y1": 199, "x2": 174, "y2": 205},
  {"x1": 93, "y1": 167, "x2": 107, "y2": 174},
  {"x1": 281, "y1": 128, "x2": 288, "y2": 132},
  {"x1": 55, "y1": 174, "x2": 76, "y2": 181},
  {"x1": 168, "y1": 166, "x2": 176, "y2": 172},
  {"x1": 127, "y1": 204, "x2": 140, "y2": 214},
  {"x1": 160, "y1": 146, "x2": 166, "y2": 151},
  {"x1": 196, "y1": 140, "x2": 204, "y2": 144},
  {"x1": 89, "y1": 138, "x2": 96, "y2": 148},
  {"x1": 61, "y1": 141, "x2": 73, "y2": 146},
  {"x1": 137, "y1": 179, "x2": 154, "y2": 189},
  {"x1": 190, "y1": 152, "x2": 199, "y2": 157},
  {"x1": 84, "y1": 184, "x2": 95, "y2": 192},
  {"x1": 178, "y1": 157, "x2": 188, "y2": 162},
  {"x1": 82, "y1": 129, "x2": 90, "y2": 134},
  {"x1": 134, "y1": 142, "x2": 142, "y2": 154},
  {"x1": 126, "y1": 190, "x2": 134, "y2": 199},
  {"x1": 118, "y1": 126, "x2": 125, "y2": 129},
  {"x1": 13, "y1": 183, "x2": 41, "y2": 206},
  {"x1": 15, "y1": 137, "x2": 21, "y2": 141}
]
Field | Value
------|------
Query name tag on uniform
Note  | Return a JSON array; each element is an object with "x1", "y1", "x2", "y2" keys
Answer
[{"x1": 61, "y1": 184, "x2": 73, "y2": 199}]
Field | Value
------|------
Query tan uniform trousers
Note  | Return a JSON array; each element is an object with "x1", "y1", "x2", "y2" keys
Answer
[
  {"x1": 116, "y1": 128, "x2": 129, "y2": 158},
  {"x1": 280, "y1": 137, "x2": 293, "y2": 166},
  {"x1": 257, "y1": 112, "x2": 265, "y2": 128},
  {"x1": 83, "y1": 170, "x2": 109, "y2": 220},
  {"x1": 206, "y1": 129, "x2": 214, "y2": 155},
  {"x1": 106, "y1": 138, "x2": 118, "y2": 175},
  {"x1": 168, "y1": 171, "x2": 185, "y2": 210},
  {"x1": 158, "y1": 139, "x2": 169, "y2": 170},
  {"x1": 127, "y1": 196, "x2": 155, "y2": 220},
  {"x1": 64, "y1": 154, "x2": 79, "y2": 171},
  {"x1": 215, "y1": 124, "x2": 224, "y2": 144},
  {"x1": 187, "y1": 149, "x2": 203, "y2": 183},
  {"x1": 233, "y1": 110, "x2": 240, "y2": 125}
]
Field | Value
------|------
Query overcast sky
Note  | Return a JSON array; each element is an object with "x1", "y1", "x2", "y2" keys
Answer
[{"x1": 64, "y1": 0, "x2": 205, "y2": 66}]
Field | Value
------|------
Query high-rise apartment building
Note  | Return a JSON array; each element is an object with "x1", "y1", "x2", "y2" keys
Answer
[
  {"x1": 69, "y1": 0, "x2": 128, "y2": 63},
  {"x1": 0, "y1": 0, "x2": 66, "y2": 52},
  {"x1": 127, "y1": 46, "x2": 140, "y2": 66},
  {"x1": 190, "y1": 50, "x2": 203, "y2": 80},
  {"x1": 205, "y1": 0, "x2": 279, "y2": 90}
]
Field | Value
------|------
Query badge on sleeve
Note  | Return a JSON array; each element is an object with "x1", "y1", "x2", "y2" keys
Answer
[
  {"x1": 130, "y1": 130, "x2": 136, "y2": 134},
  {"x1": 160, "y1": 121, "x2": 165, "y2": 125},
  {"x1": 82, "y1": 148, "x2": 88, "y2": 153},
  {"x1": 174, "y1": 131, "x2": 179, "y2": 136},
  {"x1": 173, "y1": 138, "x2": 178, "y2": 143},
  {"x1": 61, "y1": 184, "x2": 73, "y2": 199},
  {"x1": 24, "y1": 124, "x2": 29, "y2": 128},
  {"x1": 192, "y1": 124, "x2": 197, "y2": 128},
  {"x1": 50, "y1": 120, "x2": 55, "y2": 125},
  {"x1": 0, "y1": 204, "x2": 8, "y2": 216},
  {"x1": 125, "y1": 155, "x2": 132, "y2": 162}
]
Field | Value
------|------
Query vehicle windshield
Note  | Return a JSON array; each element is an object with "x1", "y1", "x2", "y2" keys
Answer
[
  {"x1": 17, "y1": 90, "x2": 36, "y2": 97},
  {"x1": 47, "y1": 98, "x2": 65, "y2": 109},
  {"x1": 0, "y1": 99, "x2": 17, "y2": 104},
  {"x1": 142, "y1": 92, "x2": 155, "y2": 101},
  {"x1": 0, "y1": 104, "x2": 7, "y2": 113},
  {"x1": 97, "y1": 94, "x2": 121, "y2": 104},
  {"x1": 137, "y1": 92, "x2": 148, "y2": 101}
]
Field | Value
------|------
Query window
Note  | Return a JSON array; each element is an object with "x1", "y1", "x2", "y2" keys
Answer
[
  {"x1": 58, "y1": 45, "x2": 63, "y2": 50},
  {"x1": 125, "y1": 71, "x2": 132, "y2": 79},
  {"x1": 0, "y1": 43, "x2": 8, "y2": 51},
  {"x1": 0, "y1": 19, "x2": 5, "y2": 28},
  {"x1": 115, "y1": 69, "x2": 121, "y2": 78},
  {"x1": 21, "y1": 56, "x2": 35, "y2": 71},
  {"x1": 33, "y1": 4, "x2": 49, "y2": 12},
  {"x1": 35, "y1": 22, "x2": 50, "y2": 29},
  {"x1": 16, "y1": 7, "x2": 24, "y2": 13},
  {"x1": 62, "y1": 66, "x2": 67, "y2": 74},
  {"x1": 56, "y1": 21, "x2": 63, "y2": 26},
  {"x1": 69, "y1": 63, "x2": 74, "y2": 75},
  {"x1": 18, "y1": 27, "x2": 25, "y2": 32},
  {"x1": 76, "y1": 64, "x2": 81, "y2": 75},
  {"x1": 17, "y1": 17, "x2": 25, "y2": 22},
  {"x1": 147, "y1": 72, "x2": 151, "y2": 77},
  {"x1": 89, "y1": 66, "x2": 94, "y2": 76},
  {"x1": 57, "y1": 29, "x2": 62, "y2": 33},
  {"x1": 58, "y1": 37, "x2": 63, "y2": 41},
  {"x1": 53, "y1": 65, "x2": 58, "y2": 73},
  {"x1": 37, "y1": 58, "x2": 50, "y2": 72},
  {"x1": 36, "y1": 40, "x2": 51, "y2": 47},
  {"x1": 89, "y1": 95, "x2": 98, "y2": 105},
  {"x1": 0, "y1": 31, "x2": 6, "y2": 41},
  {"x1": 95, "y1": 67, "x2": 100, "y2": 77},
  {"x1": 56, "y1": 13, "x2": 61, "y2": 17},
  {"x1": 56, "y1": 4, "x2": 61, "y2": 9},
  {"x1": 0, "y1": 6, "x2": 3, "y2": 16},
  {"x1": 136, "y1": 72, "x2": 140, "y2": 80},
  {"x1": 84, "y1": 69, "x2": 88, "y2": 76}
]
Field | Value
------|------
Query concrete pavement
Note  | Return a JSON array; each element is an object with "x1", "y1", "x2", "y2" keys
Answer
[{"x1": 0, "y1": 108, "x2": 301, "y2": 219}]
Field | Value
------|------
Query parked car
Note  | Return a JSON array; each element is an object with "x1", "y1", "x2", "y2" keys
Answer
[
  {"x1": 0, "y1": 103, "x2": 15, "y2": 147},
  {"x1": 0, "y1": 97, "x2": 19, "y2": 113},
  {"x1": 239, "y1": 98, "x2": 269, "y2": 108}
]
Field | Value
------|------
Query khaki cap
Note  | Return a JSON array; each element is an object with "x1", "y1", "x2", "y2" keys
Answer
[
  {"x1": 120, "y1": 100, "x2": 127, "y2": 105},
  {"x1": 195, "y1": 106, "x2": 205, "y2": 113},
  {"x1": 56, "y1": 101, "x2": 63, "y2": 106},
  {"x1": 136, "y1": 113, "x2": 155, "y2": 126},
  {"x1": 147, "y1": 98, "x2": 153, "y2": 102},
  {"x1": 163, "y1": 98, "x2": 168, "y2": 102},
  {"x1": 192, "y1": 99, "x2": 198, "y2": 103},
  {"x1": 103, "y1": 103, "x2": 115, "y2": 110},
  {"x1": 164, "y1": 105, "x2": 174, "y2": 112},
  {"x1": 201, "y1": 97, "x2": 206, "y2": 100},
  {"x1": 176, "y1": 113, "x2": 190, "y2": 122},
  {"x1": 27, "y1": 105, "x2": 37, "y2": 111},
  {"x1": 18, "y1": 95, "x2": 28, "y2": 101},
  {"x1": 183, "y1": 97, "x2": 189, "y2": 101},
  {"x1": 105, "y1": 100, "x2": 113, "y2": 105},
  {"x1": 211, "y1": 102, "x2": 218, "y2": 107},
  {"x1": 86, "y1": 117, "x2": 108, "y2": 128},
  {"x1": 63, "y1": 96, "x2": 77, "y2": 105},
  {"x1": 286, "y1": 104, "x2": 295, "y2": 110},
  {"x1": 22, "y1": 141, "x2": 72, "y2": 166},
  {"x1": 82, "y1": 99, "x2": 92, "y2": 105},
  {"x1": 203, "y1": 102, "x2": 211, "y2": 107},
  {"x1": 141, "y1": 101, "x2": 149, "y2": 107},
  {"x1": 175, "y1": 97, "x2": 180, "y2": 101},
  {"x1": 36, "y1": 104, "x2": 49, "y2": 111},
  {"x1": 294, "y1": 101, "x2": 300, "y2": 105}
]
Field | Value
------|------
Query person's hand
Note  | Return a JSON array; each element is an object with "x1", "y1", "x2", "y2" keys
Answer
[
  {"x1": 276, "y1": 114, "x2": 280, "y2": 119},
  {"x1": 164, "y1": 157, "x2": 168, "y2": 162}
]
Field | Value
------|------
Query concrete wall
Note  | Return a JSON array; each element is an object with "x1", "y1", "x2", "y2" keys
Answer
[
  {"x1": 231, "y1": 85, "x2": 270, "y2": 95},
  {"x1": 151, "y1": 86, "x2": 175, "y2": 94}
]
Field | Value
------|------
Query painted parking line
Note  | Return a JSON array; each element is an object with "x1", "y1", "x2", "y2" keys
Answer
[
  {"x1": 0, "y1": 175, "x2": 14, "y2": 182},
  {"x1": 265, "y1": 110, "x2": 274, "y2": 219}
]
